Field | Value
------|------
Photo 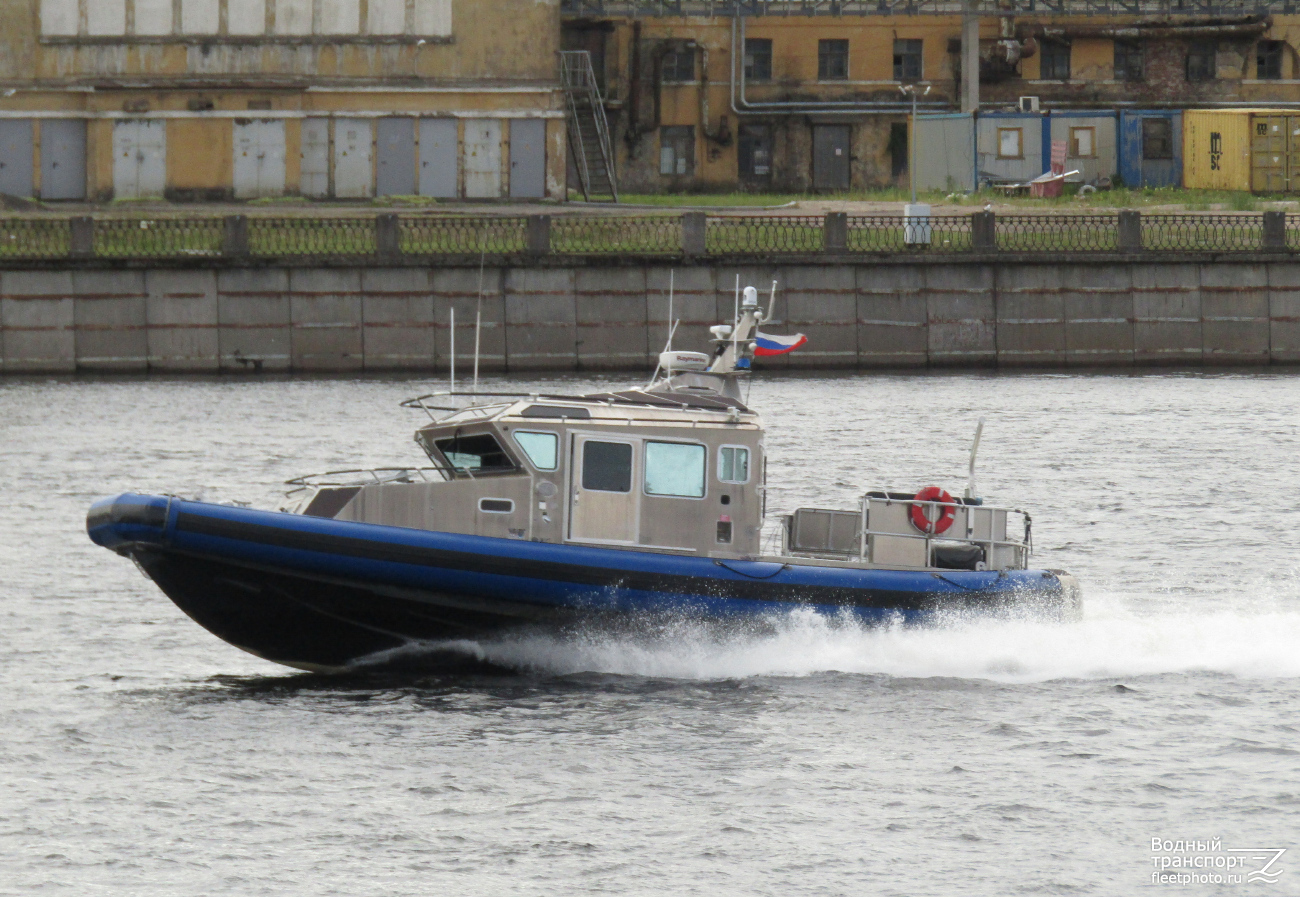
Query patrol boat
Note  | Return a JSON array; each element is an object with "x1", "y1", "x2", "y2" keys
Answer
[{"x1": 87, "y1": 287, "x2": 1081, "y2": 672}]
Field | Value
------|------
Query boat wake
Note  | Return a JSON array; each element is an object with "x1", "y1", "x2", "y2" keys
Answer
[{"x1": 460, "y1": 593, "x2": 1300, "y2": 683}]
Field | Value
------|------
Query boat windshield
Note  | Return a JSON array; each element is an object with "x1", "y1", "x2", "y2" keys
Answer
[{"x1": 433, "y1": 433, "x2": 514, "y2": 475}]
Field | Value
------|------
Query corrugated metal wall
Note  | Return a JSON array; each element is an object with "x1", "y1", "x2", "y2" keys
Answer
[
  {"x1": 915, "y1": 113, "x2": 974, "y2": 192},
  {"x1": 977, "y1": 113, "x2": 1046, "y2": 186},
  {"x1": 1049, "y1": 112, "x2": 1117, "y2": 184},
  {"x1": 1119, "y1": 111, "x2": 1182, "y2": 189},
  {"x1": 1183, "y1": 110, "x2": 1254, "y2": 191}
]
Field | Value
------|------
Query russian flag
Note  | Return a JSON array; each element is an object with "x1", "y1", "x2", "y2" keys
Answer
[{"x1": 753, "y1": 331, "x2": 808, "y2": 357}]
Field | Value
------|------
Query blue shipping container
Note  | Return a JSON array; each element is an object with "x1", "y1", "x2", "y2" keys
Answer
[{"x1": 1119, "y1": 110, "x2": 1183, "y2": 188}]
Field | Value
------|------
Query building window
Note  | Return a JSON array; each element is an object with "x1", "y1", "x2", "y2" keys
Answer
[
  {"x1": 1142, "y1": 118, "x2": 1174, "y2": 160},
  {"x1": 1114, "y1": 42, "x2": 1144, "y2": 82},
  {"x1": 997, "y1": 128, "x2": 1023, "y2": 160},
  {"x1": 818, "y1": 39, "x2": 849, "y2": 80},
  {"x1": 1040, "y1": 41, "x2": 1071, "y2": 80},
  {"x1": 662, "y1": 47, "x2": 695, "y2": 82},
  {"x1": 1257, "y1": 40, "x2": 1284, "y2": 79},
  {"x1": 744, "y1": 38, "x2": 773, "y2": 81},
  {"x1": 659, "y1": 126, "x2": 695, "y2": 176},
  {"x1": 893, "y1": 39, "x2": 923, "y2": 81},
  {"x1": 1069, "y1": 127, "x2": 1096, "y2": 158},
  {"x1": 1187, "y1": 42, "x2": 1216, "y2": 81}
]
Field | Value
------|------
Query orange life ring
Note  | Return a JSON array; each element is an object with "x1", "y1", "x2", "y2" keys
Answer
[{"x1": 910, "y1": 486, "x2": 957, "y2": 535}]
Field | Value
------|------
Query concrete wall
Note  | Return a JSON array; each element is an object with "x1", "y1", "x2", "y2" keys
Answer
[{"x1": 2, "y1": 260, "x2": 1299, "y2": 372}]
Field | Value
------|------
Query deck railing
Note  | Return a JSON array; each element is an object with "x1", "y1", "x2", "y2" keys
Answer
[{"x1": 1, "y1": 210, "x2": 1298, "y2": 262}]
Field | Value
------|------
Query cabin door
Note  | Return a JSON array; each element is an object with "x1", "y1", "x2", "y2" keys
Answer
[{"x1": 568, "y1": 434, "x2": 640, "y2": 545}]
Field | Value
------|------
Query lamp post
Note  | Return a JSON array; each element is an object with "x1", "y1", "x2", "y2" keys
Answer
[
  {"x1": 899, "y1": 83, "x2": 932, "y2": 246},
  {"x1": 899, "y1": 83, "x2": 932, "y2": 204}
]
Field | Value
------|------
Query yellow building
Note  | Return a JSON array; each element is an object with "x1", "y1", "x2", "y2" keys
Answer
[
  {"x1": 561, "y1": 1, "x2": 1300, "y2": 193},
  {"x1": 0, "y1": 0, "x2": 566, "y2": 202}
]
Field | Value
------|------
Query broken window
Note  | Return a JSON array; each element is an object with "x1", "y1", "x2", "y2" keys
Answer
[
  {"x1": 1069, "y1": 127, "x2": 1096, "y2": 158},
  {"x1": 662, "y1": 47, "x2": 695, "y2": 82},
  {"x1": 818, "y1": 39, "x2": 849, "y2": 80},
  {"x1": 434, "y1": 433, "x2": 514, "y2": 475},
  {"x1": 1114, "y1": 42, "x2": 1144, "y2": 82},
  {"x1": 1142, "y1": 118, "x2": 1174, "y2": 161},
  {"x1": 744, "y1": 38, "x2": 772, "y2": 81},
  {"x1": 659, "y1": 125, "x2": 695, "y2": 176},
  {"x1": 1257, "y1": 40, "x2": 1284, "y2": 80},
  {"x1": 1040, "y1": 41, "x2": 1071, "y2": 80},
  {"x1": 1187, "y1": 42, "x2": 1217, "y2": 81},
  {"x1": 893, "y1": 39, "x2": 923, "y2": 81}
]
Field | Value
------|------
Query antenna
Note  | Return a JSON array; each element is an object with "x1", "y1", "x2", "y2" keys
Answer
[
  {"x1": 473, "y1": 243, "x2": 485, "y2": 394},
  {"x1": 966, "y1": 417, "x2": 985, "y2": 500},
  {"x1": 768, "y1": 279, "x2": 778, "y2": 322},
  {"x1": 733, "y1": 274, "x2": 740, "y2": 353},
  {"x1": 667, "y1": 269, "x2": 675, "y2": 353},
  {"x1": 449, "y1": 306, "x2": 456, "y2": 396}
]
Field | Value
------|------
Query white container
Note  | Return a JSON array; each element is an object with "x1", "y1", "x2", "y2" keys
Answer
[{"x1": 903, "y1": 202, "x2": 932, "y2": 246}]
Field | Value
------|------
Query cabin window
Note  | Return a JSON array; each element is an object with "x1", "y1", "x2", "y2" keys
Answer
[
  {"x1": 434, "y1": 433, "x2": 513, "y2": 474},
  {"x1": 479, "y1": 498, "x2": 514, "y2": 513},
  {"x1": 718, "y1": 446, "x2": 750, "y2": 484},
  {"x1": 997, "y1": 128, "x2": 1023, "y2": 160},
  {"x1": 582, "y1": 441, "x2": 633, "y2": 493},
  {"x1": 513, "y1": 431, "x2": 558, "y2": 470},
  {"x1": 1069, "y1": 127, "x2": 1096, "y2": 159},
  {"x1": 644, "y1": 441, "x2": 706, "y2": 498}
]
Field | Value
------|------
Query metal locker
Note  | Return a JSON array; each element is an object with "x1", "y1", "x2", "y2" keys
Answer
[
  {"x1": 812, "y1": 124, "x2": 851, "y2": 192},
  {"x1": 300, "y1": 117, "x2": 330, "y2": 198},
  {"x1": 0, "y1": 120, "x2": 35, "y2": 197},
  {"x1": 463, "y1": 119, "x2": 502, "y2": 199},
  {"x1": 39, "y1": 119, "x2": 86, "y2": 200},
  {"x1": 418, "y1": 118, "x2": 458, "y2": 198},
  {"x1": 112, "y1": 119, "x2": 166, "y2": 199},
  {"x1": 376, "y1": 117, "x2": 416, "y2": 196},
  {"x1": 509, "y1": 119, "x2": 546, "y2": 199},
  {"x1": 333, "y1": 117, "x2": 373, "y2": 198},
  {"x1": 233, "y1": 119, "x2": 287, "y2": 199}
]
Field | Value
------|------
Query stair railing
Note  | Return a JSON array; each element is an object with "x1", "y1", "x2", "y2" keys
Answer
[{"x1": 559, "y1": 50, "x2": 619, "y2": 202}]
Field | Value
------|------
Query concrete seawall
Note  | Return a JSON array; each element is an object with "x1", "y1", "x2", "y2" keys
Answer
[{"x1": 2, "y1": 260, "x2": 1298, "y2": 372}]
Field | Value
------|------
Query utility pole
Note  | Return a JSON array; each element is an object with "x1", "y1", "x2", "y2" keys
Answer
[
  {"x1": 961, "y1": 0, "x2": 980, "y2": 115},
  {"x1": 899, "y1": 83, "x2": 932, "y2": 245}
]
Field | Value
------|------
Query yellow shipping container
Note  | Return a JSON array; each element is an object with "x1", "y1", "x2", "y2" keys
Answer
[{"x1": 1182, "y1": 110, "x2": 1262, "y2": 191}]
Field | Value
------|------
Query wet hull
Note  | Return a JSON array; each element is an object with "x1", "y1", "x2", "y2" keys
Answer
[{"x1": 88, "y1": 494, "x2": 1082, "y2": 673}]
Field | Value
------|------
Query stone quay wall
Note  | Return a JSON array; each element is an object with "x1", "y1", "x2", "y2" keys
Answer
[{"x1": 1, "y1": 259, "x2": 1297, "y2": 373}]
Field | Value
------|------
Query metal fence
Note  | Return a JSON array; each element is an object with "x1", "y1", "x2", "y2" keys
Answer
[{"x1": 0, "y1": 211, "x2": 1297, "y2": 262}]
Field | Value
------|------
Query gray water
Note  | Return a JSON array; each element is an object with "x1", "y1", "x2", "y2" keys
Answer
[{"x1": 2, "y1": 370, "x2": 1298, "y2": 896}]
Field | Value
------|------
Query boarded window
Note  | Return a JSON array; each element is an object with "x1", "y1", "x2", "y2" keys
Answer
[
  {"x1": 645, "y1": 442, "x2": 706, "y2": 498},
  {"x1": 1114, "y1": 42, "x2": 1144, "y2": 82},
  {"x1": 513, "y1": 431, "x2": 558, "y2": 470},
  {"x1": 1257, "y1": 41, "x2": 1284, "y2": 80},
  {"x1": 1187, "y1": 42, "x2": 1216, "y2": 81},
  {"x1": 718, "y1": 446, "x2": 749, "y2": 484},
  {"x1": 1069, "y1": 127, "x2": 1096, "y2": 158},
  {"x1": 997, "y1": 128, "x2": 1023, "y2": 159},
  {"x1": 893, "y1": 39, "x2": 923, "y2": 81},
  {"x1": 818, "y1": 39, "x2": 849, "y2": 80},
  {"x1": 744, "y1": 38, "x2": 773, "y2": 81},
  {"x1": 659, "y1": 126, "x2": 694, "y2": 176},
  {"x1": 1041, "y1": 41, "x2": 1071, "y2": 80},
  {"x1": 662, "y1": 48, "x2": 695, "y2": 82},
  {"x1": 1142, "y1": 118, "x2": 1174, "y2": 160},
  {"x1": 582, "y1": 442, "x2": 633, "y2": 493}
]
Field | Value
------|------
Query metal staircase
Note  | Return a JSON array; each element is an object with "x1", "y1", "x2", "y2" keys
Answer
[{"x1": 559, "y1": 51, "x2": 619, "y2": 203}]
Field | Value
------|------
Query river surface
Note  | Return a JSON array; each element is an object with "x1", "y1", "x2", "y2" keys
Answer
[{"x1": 2, "y1": 370, "x2": 1298, "y2": 896}]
